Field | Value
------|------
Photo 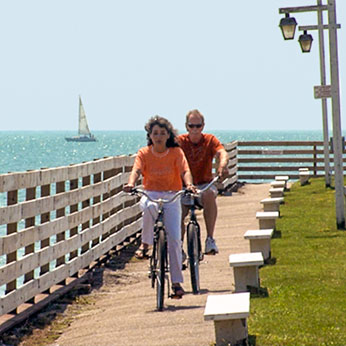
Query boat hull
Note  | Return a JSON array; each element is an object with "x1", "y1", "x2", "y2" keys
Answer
[{"x1": 65, "y1": 136, "x2": 96, "y2": 142}]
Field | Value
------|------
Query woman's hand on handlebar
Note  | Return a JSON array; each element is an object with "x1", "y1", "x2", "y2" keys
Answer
[{"x1": 123, "y1": 184, "x2": 135, "y2": 193}]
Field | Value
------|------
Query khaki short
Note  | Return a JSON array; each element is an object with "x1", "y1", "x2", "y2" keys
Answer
[{"x1": 181, "y1": 183, "x2": 218, "y2": 208}]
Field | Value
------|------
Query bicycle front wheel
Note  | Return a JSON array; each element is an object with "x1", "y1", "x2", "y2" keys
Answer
[
  {"x1": 156, "y1": 229, "x2": 166, "y2": 311},
  {"x1": 187, "y1": 222, "x2": 200, "y2": 294}
]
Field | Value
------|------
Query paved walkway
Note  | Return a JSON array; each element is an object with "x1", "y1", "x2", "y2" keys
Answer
[{"x1": 55, "y1": 183, "x2": 270, "y2": 346}]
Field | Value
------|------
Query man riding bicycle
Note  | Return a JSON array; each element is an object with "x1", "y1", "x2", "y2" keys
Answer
[{"x1": 178, "y1": 109, "x2": 229, "y2": 255}]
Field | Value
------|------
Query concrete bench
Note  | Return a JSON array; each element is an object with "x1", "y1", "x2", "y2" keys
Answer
[
  {"x1": 270, "y1": 180, "x2": 285, "y2": 189},
  {"x1": 260, "y1": 197, "x2": 284, "y2": 212},
  {"x1": 229, "y1": 252, "x2": 264, "y2": 292},
  {"x1": 275, "y1": 175, "x2": 289, "y2": 190},
  {"x1": 256, "y1": 211, "x2": 279, "y2": 229},
  {"x1": 204, "y1": 292, "x2": 250, "y2": 346},
  {"x1": 244, "y1": 229, "x2": 274, "y2": 261},
  {"x1": 299, "y1": 171, "x2": 311, "y2": 186},
  {"x1": 269, "y1": 187, "x2": 284, "y2": 198},
  {"x1": 275, "y1": 175, "x2": 289, "y2": 182}
]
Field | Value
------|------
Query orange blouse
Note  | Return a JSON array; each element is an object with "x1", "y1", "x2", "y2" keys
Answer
[{"x1": 132, "y1": 146, "x2": 190, "y2": 191}]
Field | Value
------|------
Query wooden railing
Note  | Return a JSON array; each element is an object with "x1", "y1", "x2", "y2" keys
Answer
[
  {"x1": 236, "y1": 140, "x2": 344, "y2": 181},
  {"x1": 0, "y1": 155, "x2": 143, "y2": 331}
]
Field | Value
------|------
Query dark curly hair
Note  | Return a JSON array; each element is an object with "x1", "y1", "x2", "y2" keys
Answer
[{"x1": 144, "y1": 115, "x2": 179, "y2": 148}]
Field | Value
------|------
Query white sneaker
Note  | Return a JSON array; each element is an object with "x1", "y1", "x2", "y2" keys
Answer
[{"x1": 205, "y1": 237, "x2": 219, "y2": 255}]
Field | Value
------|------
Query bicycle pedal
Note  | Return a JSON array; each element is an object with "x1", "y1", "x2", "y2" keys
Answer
[
  {"x1": 170, "y1": 294, "x2": 183, "y2": 300},
  {"x1": 205, "y1": 250, "x2": 217, "y2": 255}
]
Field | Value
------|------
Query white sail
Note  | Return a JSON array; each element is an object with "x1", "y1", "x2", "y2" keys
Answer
[
  {"x1": 65, "y1": 96, "x2": 96, "y2": 142},
  {"x1": 78, "y1": 96, "x2": 91, "y2": 136}
]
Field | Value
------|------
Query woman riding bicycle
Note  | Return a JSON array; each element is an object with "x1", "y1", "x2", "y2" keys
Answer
[{"x1": 123, "y1": 116, "x2": 196, "y2": 299}]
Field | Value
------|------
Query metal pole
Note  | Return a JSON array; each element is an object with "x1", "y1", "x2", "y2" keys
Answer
[
  {"x1": 317, "y1": 0, "x2": 331, "y2": 187},
  {"x1": 327, "y1": 0, "x2": 345, "y2": 228}
]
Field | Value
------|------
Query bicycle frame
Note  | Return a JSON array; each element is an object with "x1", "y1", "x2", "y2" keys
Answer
[
  {"x1": 129, "y1": 189, "x2": 184, "y2": 310},
  {"x1": 185, "y1": 175, "x2": 219, "y2": 257},
  {"x1": 184, "y1": 176, "x2": 219, "y2": 294}
]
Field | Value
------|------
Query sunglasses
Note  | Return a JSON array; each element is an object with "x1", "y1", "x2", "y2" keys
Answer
[{"x1": 187, "y1": 123, "x2": 203, "y2": 129}]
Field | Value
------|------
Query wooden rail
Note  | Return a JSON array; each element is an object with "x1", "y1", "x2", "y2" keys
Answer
[
  {"x1": 0, "y1": 155, "x2": 142, "y2": 332},
  {"x1": 236, "y1": 140, "x2": 345, "y2": 181}
]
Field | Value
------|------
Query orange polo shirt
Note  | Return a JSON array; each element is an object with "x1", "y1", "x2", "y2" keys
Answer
[
  {"x1": 177, "y1": 133, "x2": 224, "y2": 185},
  {"x1": 133, "y1": 146, "x2": 190, "y2": 191}
]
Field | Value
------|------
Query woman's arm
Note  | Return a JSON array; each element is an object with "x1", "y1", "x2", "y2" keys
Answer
[{"x1": 123, "y1": 169, "x2": 141, "y2": 192}]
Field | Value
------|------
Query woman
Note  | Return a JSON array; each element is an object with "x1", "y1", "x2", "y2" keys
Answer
[{"x1": 123, "y1": 116, "x2": 196, "y2": 298}]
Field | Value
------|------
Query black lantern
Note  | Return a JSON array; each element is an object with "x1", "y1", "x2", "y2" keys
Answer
[
  {"x1": 298, "y1": 30, "x2": 313, "y2": 53},
  {"x1": 279, "y1": 13, "x2": 298, "y2": 40}
]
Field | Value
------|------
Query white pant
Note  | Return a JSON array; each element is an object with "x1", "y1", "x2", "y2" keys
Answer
[{"x1": 140, "y1": 191, "x2": 183, "y2": 283}]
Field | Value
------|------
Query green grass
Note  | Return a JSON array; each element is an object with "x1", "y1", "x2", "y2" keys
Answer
[{"x1": 248, "y1": 178, "x2": 346, "y2": 346}]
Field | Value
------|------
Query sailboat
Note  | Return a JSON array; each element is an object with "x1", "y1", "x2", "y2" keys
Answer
[{"x1": 65, "y1": 96, "x2": 96, "y2": 142}]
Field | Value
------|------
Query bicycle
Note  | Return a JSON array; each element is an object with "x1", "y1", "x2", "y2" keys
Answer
[
  {"x1": 129, "y1": 188, "x2": 185, "y2": 311},
  {"x1": 183, "y1": 176, "x2": 220, "y2": 294}
]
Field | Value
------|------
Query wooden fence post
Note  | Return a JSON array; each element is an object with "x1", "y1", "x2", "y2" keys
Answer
[
  {"x1": 24, "y1": 186, "x2": 36, "y2": 284},
  {"x1": 6, "y1": 190, "x2": 18, "y2": 295}
]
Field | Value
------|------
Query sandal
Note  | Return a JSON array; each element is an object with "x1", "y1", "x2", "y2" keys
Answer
[
  {"x1": 135, "y1": 247, "x2": 149, "y2": 259},
  {"x1": 171, "y1": 284, "x2": 185, "y2": 299}
]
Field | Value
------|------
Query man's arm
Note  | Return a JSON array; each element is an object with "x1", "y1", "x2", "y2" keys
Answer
[{"x1": 215, "y1": 148, "x2": 229, "y2": 179}]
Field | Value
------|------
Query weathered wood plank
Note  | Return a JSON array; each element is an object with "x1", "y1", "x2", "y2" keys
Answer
[
  {"x1": 238, "y1": 149, "x2": 324, "y2": 155},
  {"x1": 0, "y1": 218, "x2": 142, "y2": 315},
  {"x1": 24, "y1": 187, "x2": 35, "y2": 283},
  {"x1": 6, "y1": 190, "x2": 18, "y2": 295},
  {"x1": 0, "y1": 172, "x2": 130, "y2": 225},
  {"x1": 0, "y1": 203, "x2": 141, "y2": 287},
  {"x1": 0, "y1": 155, "x2": 136, "y2": 193},
  {"x1": 238, "y1": 166, "x2": 325, "y2": 172},
  {"x1": 0, "y1": 192, "x2": 136, "y2": 255},
  {"x1": 237, "y1": 141, "x2": 324, "y2": 146}
]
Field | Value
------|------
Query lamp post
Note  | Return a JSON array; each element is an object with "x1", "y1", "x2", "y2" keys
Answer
[{"x1": 279, "y1": 0, "x2": 344, "y2": 229}]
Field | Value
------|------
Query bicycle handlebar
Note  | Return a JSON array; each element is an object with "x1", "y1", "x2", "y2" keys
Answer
[
  {"x1": 196, "y1": 176, "x2": 220, "y2": 194},
  {"x1": 129, "y1": 188, "x2": 186, "y2": 204},
  {"x1": 127, "y1": 176, "x2": 220, "y2": 202}
]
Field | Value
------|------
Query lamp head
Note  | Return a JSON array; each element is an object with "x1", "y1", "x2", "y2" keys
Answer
[
  {"x1": 279, "y1": 13, "x2": 297, "y2": 40},
  {"x1": 298, "y1": 30, "x2": 313, "y2": 53}
]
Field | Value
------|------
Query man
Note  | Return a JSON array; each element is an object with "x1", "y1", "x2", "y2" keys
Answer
[{"x1": 177, "y1": 109, "x2": 229, "y2": 254}]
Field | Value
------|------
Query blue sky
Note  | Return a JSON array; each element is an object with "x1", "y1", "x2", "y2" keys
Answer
[{"x1": 0, "y1": 0, "x2": 345, "y2": 132}]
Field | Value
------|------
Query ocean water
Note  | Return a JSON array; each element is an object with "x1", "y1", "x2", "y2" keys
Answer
[{"x1": 0, "y1": 130, "x2": 329, "y2": 175}]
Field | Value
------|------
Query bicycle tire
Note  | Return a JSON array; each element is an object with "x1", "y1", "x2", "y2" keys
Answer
[
  {"x1": 150, "y1": 238, "x2": 157, "y2": 289},
  {"x1": 187, "y1": 222, "x2": 200, "y2": 294},
  {"x1": 156, "y1": 228, "x2": 166, "y2": 311}
]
